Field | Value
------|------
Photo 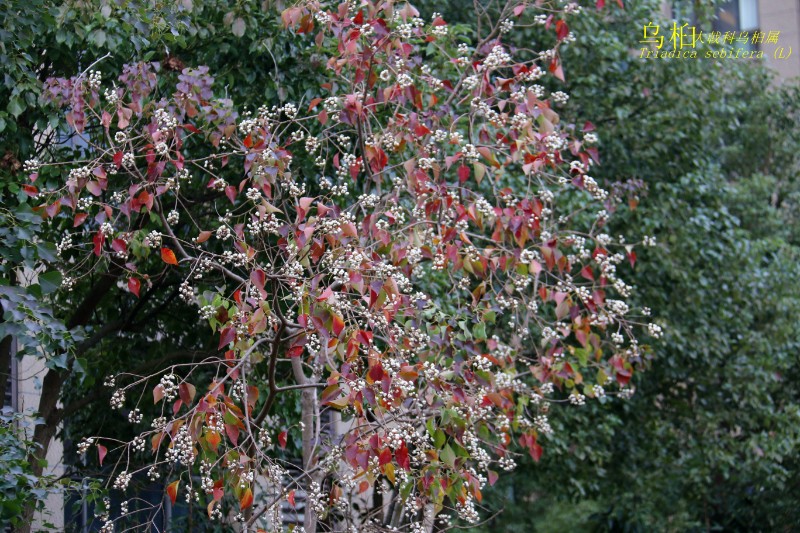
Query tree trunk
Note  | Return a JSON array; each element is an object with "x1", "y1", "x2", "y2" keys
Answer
[
  {"x1": 0, "y1": 333, "x2": 13, "y2": 409},
  {"x1": 292, "y1": 356, "x2": 320, "y2": 533}
]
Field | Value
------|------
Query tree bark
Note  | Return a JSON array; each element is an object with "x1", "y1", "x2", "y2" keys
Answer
[
  {"x1": 292, "y1": 356, "x2": 320, "y2": 533},
  {"x1": 0, "y1": 333, "x2": 13, "y2": 409}
]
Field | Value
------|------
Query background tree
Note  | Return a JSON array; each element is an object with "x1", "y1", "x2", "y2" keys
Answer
[{"x1": 472, "y1": 1, "x2": 800, "y2": 531}]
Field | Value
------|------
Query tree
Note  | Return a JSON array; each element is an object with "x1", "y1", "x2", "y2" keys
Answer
[
  {"x1": 18, "y1": 0, "x2": 663, "y2": 531},
  {"x1": 1, "y1": 1, "x2": 327, "y2": 528},
  {"x1": 470, "y1": 1, "x2": 800, "y2": 530}
]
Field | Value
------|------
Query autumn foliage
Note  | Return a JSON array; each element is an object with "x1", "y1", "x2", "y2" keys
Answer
[{"x1": 30, "y1": 0, "x2": 659, "y2": 530}]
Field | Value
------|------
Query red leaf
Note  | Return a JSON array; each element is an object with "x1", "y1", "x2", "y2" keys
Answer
[
  {"x1": 628, "y1": 250, "x2": 637, "y2": 269},
  {"x1": 161, "y1": 247, "x2": 179, "y2": 265},
  {"x1": 288, "y1": 489, "x2": 296, "y2": 507},
  {"x1": 240, "y1": 487, "x2": 254, "y2": 510},
  {"x1": 93, "y1": 232, "x2": 104, "y2": 256},
  {"x1": 555, "y1": 20, "x2": 569, "y2": 40},
  {"x1": 487, "y1": 470, "x2": 499, "y2": 486},
  {"x1": 396, "y1": 444, "x2": 410, "y2": 470},
  {"x1": 45, "y1": 202, "x2": 60, "y2": 219},
  {"x1": 86, "y1": 181, "x2": 102, "y2": 196},
  {"x1": 379, "y1": 448, "x2": 392, "y2": 465},
  {"x1": 73, "y1": 213, "x2": 88, "y2": 227},
  {"x1": 458, "y1": 165, "x2": 470, "y2": 183},
  {"x1": 332, "y1": 314, "x2": 345, "y2": 337},
  {"x1": 167, "y1": 480, "x2": 179, "y2": 504},
  {"x1": 97, "y1": 444, "x2": 107, "y2": 466},
  {"x1": 196, "y1": 230, "x2": 212, "y2": 243},
  {"x1": 113, "y1": 151, "x2": 124, "y2": 169},
  {"x1": 179, "y1": 382, "x2": 196, "y2": 404},
  {"x1": 153, "y1": 384, "x2": 165, "y2": 404},
  {"x1": 218, "y1": 326, "x2": 236, "y2": 350},
  {"x1": 225, "y1": 423, "x2": 239, "y2": 445},
  {"x1": 128, "y1": 278, "x2": 141, "y2": 297},
  {"x1": 137, "y1": 190, "x2": 153, "y2": 211},
  {"x1": 530, "y1": 442, "x2": 543, "y2": 462},
  {"x1": 369, "y1": 363, "x2": 384, "y2": 382},
  {"x1": 207, "y1": 430, "x2": 221, "y2": 451},
  {"x1": 111, "y1": 239, "x2": 127, "y2": 254},
  {"x1": 278, "y1": 430, "x2": 287, "y2": 449},
  {"x1": 356, "y1": 330, "x2": 373, "y2": 345},
  {"x1": 549, "y1": 57, "x2": 565, "y2": 82},
  {"x1": 22, "y1": 185, "x2": 38, "y2": 197},
  {"x1": 225, "y1": 185, "x2": 237, "y2": 204},
  {"x1": 250, "y1": 269, "x2": 266, "y2": 290}
]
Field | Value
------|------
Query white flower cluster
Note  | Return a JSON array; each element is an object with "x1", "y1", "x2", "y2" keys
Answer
[
  {"x1": 482, "y1": 45, "x2": 511, "y2": 70},
  {"x1": 110, "y1": 389, "x2": 125, "y2": 409},
  {"x1": 77, "y1": 437, "x2": 95, "y2": 454},
  {"x1": 113, "y1": 470, "x2": 132, "y2": 491},
  {"x1": 569, "y1": 392, "x2": 586, "y2": 406},
  {"x1": 154, "y1": 108, "x2": 178, "y2": 132},
  {"x1": 56, "y1": 234, "x2": 73, "y2": 256},
  {"x1": 551, "y1": 91, "x2": 569, "y2": 105},
  {"x1": 534, "y1": 414, "x2": 553, "y2": 435},
  {"x1": 165, "y1": 425, "x2": 196, "y2": 466},
  {"x1": 23, "y1": 158, "x2": 41, "y2": 173},
  {"x1": 105, "y1": 88, "x2": 120, "y2": 105},
  {"x1": 179, "y1": 280, "x2": 195, "y2": 303},
  {"x1": 648, "y1": 323, "x2": 664, "y2": 338},
  {"x1": 143, "y1": 230, "x2": 162, "y2": 248},
  {"x1": 128, "y1": 408, "x2": 143, "y2": 424},
  {"x1": 456, "y1": 498, "x2": 480, "y2": 523},
  {"x1": 85, "y1": 70, "x2": 102, "y2": 90},
  {"x1": 582, "y1": 176, "x2": 609, "y2": 201},
  {"x1": 159, "y1": 373, "x2": 179, "y2": 401}
]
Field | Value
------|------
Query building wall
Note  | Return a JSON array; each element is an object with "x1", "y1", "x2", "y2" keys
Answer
[
  {"x1": 16, "y1": 355, "x2": 65, "y2": 532},
  {"x1": 661, "y1": 0, "x2": 800, "y2": 82},
  {"x1": 758, "y1": 0, "x2": 800, "y2": 81}
]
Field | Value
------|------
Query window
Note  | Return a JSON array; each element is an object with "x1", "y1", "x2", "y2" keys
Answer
[{"x1": 713, "y1": 0, "x2": 760, "y2": 51}]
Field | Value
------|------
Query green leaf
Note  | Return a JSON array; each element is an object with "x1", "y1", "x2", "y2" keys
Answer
[
  {"x1": 90, "y1": 29, "x2": 107, "y2": 47},
  {"x1": 440, "y1": 444, "x2": 456, "y2": 467},
  {"x1": 232, "y1": 17, "x2": 246, "y2": 37},
  {"x1": 433, "y1": 429, "x2": 446, "y2": 449},
  {"x1": 7, "y1": 97, "x2": 25, "y2": 118},
  {"x1": 37, "y1": 271, "x2": 62, "y2": 294}
]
